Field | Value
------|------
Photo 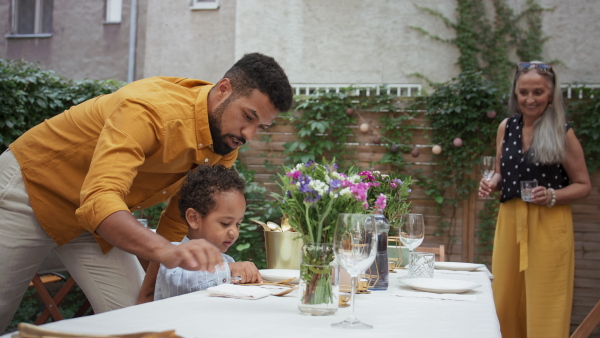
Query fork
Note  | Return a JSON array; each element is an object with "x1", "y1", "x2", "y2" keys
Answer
[{"x1": 271, "y1": 285, "x2": 298, "y2": 297}]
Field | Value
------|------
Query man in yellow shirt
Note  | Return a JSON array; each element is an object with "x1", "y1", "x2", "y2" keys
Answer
[{"x1": 0, "y1": 53, "x2": 292, "y2": 330}]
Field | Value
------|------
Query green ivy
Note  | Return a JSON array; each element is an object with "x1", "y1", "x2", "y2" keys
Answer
[
  {"x1": 414, "y1": 71, "x2": 503, "y2": 250},
  {"x1": 567, "y1": 88, "x2": 600, "y2": 172},
  {"x1": 233, "y1": 160, "x2": 282, "y2": 269},
  {"x1": 408, "y1": 0, "x2": 551, "y2": 258},
  {"x1": 0, "y1": 59, "x2": 125, "y2": 152},
  {"x1": 285, "y1": 87, "x2": 416, "y2": 170},
  {"x1": 476, "y1": 199, "x2": 500, "y2": 262},
  {"x1": 283, "y1": 89, "x2": 358, "y2": 165}
]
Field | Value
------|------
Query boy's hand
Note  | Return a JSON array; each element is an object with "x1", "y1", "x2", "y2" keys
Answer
[{"x1": 229, "y1": 262, "x2": 263, "y2": 284}]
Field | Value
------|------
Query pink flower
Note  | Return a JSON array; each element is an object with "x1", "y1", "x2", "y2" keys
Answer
[
  {"x1": 375, "y1": 193, "x2": 387, "y2": 212},
  {"x1": 360, "y1": 171, "x2": 375, "y2": 181},
  {"x1": 286, "y1": 170, "x2": 301, "y2": 180}
]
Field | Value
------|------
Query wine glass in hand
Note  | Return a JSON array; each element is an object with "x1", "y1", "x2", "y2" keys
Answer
[
  {"x1": 480, "y1": 156, "x2": 496, "y2": 199},
  {"x1": 398, "y1": 213, "x2": 425, "y2": 255},
  {"x1": 332, "y1": 213, "x2": 377, "y2": 329}
]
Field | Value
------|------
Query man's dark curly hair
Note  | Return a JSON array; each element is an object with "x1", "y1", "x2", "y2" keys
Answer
[
  {"x1": 178, "y1": 165, "x2": 246, "y2": 223},
  {"x1": 223, "y1": 53, "x2": 293, "y2": 112}
]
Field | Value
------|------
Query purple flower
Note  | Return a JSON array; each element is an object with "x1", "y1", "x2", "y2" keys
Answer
[{"x1": 329, "y1": 179, "x2": 342, "y2": 190}]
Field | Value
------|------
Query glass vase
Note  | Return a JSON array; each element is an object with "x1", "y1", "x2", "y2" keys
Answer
[{"x1": 298, "y1": 242, "x2": 339, "y2": 316}]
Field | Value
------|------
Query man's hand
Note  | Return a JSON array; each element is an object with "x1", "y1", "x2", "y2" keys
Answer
[
  {"x1": 229, "y1": 261, "x2": 262, "y2": 284},
  {"x1": 96, "y1": 211, "x2": 223, "y2": 271},
  {"x1": 158, "y1": 238, "x2": 224, "y2": 271}
]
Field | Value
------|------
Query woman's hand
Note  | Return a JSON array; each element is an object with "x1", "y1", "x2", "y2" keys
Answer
[
  {"x1": 528, "y1": 186, "x2": 553, "y2": 206},
  {"x1": 478, "y1": 173, "x2": 500, "y2": 198},
  {"x1": 229, "y1": 261, "x2": 263, "y2": 284}
]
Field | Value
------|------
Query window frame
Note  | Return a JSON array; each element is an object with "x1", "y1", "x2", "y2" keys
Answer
[
  {"x1": 104, "y1": 0, "x2": 122, "y2": 24},
  {"x1": 190, "y1": 0, "x2": 219, "y2": 11},
  {"x1": 7, "y1": 0, "x2": 53, "y2": 38}
]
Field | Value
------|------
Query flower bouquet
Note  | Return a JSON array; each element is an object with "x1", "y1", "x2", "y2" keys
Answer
[
  {"x1": 359, "y1": 170, "x2": 413, "y2": 288},
  {"x1": 274, "y1": 159, "x2": 368, "y2": 315},
  {"x1": 360, "y1": 170, "x2": 413, "y2": 227}
]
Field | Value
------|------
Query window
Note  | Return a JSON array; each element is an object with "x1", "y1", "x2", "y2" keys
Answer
[
  {"x1": 190, "y1": 0, "x2": 219, "y2": 10},
  {"x1": 9, "y1": 0, "x2": 53, "y2": 37},
  {"x1": 105, "y1": 0, "x2": 122, "y2": 23}
]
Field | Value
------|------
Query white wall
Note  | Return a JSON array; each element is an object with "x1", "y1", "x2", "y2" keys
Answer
[{"x1": 142, "y1": 0, "x2": 600, "y2": 87}]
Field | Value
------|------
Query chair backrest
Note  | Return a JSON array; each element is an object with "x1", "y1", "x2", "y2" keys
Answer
[
  {"x1": 415, "y1": 245, "x2": 446, "y2": 262},
  {"x1": 571, "y1": 299, "x2": 600, "y2": 338}
]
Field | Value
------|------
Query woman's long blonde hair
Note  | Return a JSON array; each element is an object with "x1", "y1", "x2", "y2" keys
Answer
[{"x1": 508, "y1": 63, "x2": 567, "y2": 164}]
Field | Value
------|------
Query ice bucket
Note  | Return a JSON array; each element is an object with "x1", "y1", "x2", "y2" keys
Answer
[{"x1": 264, "y1": 231, "x2": 302, "y2": 269}]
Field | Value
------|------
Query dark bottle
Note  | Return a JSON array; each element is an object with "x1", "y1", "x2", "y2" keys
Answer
[{"x1": 369, "y1": 213, "x2": 390, "y2": 290}]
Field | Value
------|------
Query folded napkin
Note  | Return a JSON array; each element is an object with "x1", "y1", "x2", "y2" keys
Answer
[
  {"x1": 436, "y1": 269, "x2": 494, "y2": 281},
  {"x1": 394, "y1": 290, "x2": 477, "y2": 302},
  {"x1": 14, "y1": 323, "x2": 181, "y2": 338},
  {"x1": 207, "y1": 284, "x2": 271, "y2": 300}
]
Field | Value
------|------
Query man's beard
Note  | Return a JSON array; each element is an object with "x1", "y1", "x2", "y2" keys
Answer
[{"x1": 208, "y1": 96, "x2": 245, "y2": 156}]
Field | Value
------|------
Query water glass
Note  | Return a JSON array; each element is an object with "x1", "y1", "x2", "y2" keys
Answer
[
  {"x1": 520, "y1": 180, "x2": 538, "y2": 202},
  {"x1": 407, "y1": 252, "x2": 435, "y2": 278}
]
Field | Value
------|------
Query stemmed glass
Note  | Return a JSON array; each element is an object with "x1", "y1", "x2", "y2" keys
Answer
[
  {"x1": 398, "y1": 213, "x2": 425, "y2": 255},
  {"x1": 480, "y1": 156, "x2": 495, "y2": 199},
  {"x1": 332, "y1": 213, "x2": 377, "y2": 329}
]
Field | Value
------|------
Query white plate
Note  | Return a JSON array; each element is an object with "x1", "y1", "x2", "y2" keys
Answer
[
  {"x1": 259, "y1": 269, "x2": 300, "y2": 284},
  {"x1": 434, "y1": 262, "x2": 485, "y2": 271},
  {"x1": 399, "y1": 278, "x2": 481, "y2": 293}
]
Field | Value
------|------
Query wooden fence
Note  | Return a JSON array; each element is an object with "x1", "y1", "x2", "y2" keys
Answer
[{"x1": 237, "y1": 107, "x2": 600, "y2": 335}]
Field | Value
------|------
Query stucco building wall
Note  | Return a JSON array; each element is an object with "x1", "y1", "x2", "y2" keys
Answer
[
  {"x1": 0, "y1": 0, "x2": 146, "y2": 82},
  {"x1": 0, "y1": 0, "x2": 598, "y2": 86}
]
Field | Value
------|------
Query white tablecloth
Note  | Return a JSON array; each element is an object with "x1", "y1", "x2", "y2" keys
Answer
[{"x1": 3, "y1": 267, "x2": 501, "y2": 338}]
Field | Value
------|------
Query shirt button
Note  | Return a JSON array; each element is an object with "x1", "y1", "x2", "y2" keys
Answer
[
  {"x1": 136, "y1": 206, "x2": 141, "y2": 209},
  {"x1": 198, "y1": 143, "x2": 203, "y2": 148},
  {"x1": 162, "y1": 191, "x2": 167, "y2": 194},
  {"x1": 222, "y1": 278, "x2": 227, "y2": 283},
  {"x1": 204, "y1": 158, "x2": 209, "y2": 163}
]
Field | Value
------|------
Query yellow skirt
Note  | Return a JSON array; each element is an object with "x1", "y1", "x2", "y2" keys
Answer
[{"x1": 492, "y1": 199, "x2": 574, "y2": 338}]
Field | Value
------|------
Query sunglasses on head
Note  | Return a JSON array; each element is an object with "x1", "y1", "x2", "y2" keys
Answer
[{"x1": 516, "y1": 62, "x2": 553, "y2": 73}]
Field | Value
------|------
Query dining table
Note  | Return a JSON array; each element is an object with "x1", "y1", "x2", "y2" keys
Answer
[{"x1": 2, "y1": 264, "x2": 501, "y2": 338}]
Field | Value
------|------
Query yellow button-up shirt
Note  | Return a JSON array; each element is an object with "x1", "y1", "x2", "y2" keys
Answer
[{"x1": 10, "y1": 77, "x2": 238, "y2": 253}]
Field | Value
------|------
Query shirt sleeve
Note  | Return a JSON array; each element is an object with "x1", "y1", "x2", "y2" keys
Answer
[
  {"x1": 155, "y1": 193, "x2": 188, "y2": 242},
  {"x1": 75, "y1": 98, "x2": 165, "y2": 233},
  {"x1": 154, "y1": 253, "x2": 235, "y2": 301}
]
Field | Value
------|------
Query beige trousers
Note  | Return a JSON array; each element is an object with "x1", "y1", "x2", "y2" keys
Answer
[{"x1": 0, "y1": 149, "x2": 144, "y2": 332}]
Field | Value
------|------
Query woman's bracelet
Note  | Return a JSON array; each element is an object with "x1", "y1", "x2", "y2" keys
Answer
[{"x1": 546, "y1": 188, "x2": 556, "y2": 207}]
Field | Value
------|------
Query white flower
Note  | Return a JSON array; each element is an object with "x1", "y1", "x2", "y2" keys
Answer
[
  {"x1": 338, "y1": 187, "x2": 351, "y2": 196},
  {"x1": 330, "y1": 172, "x2": 345, "y2": 180},
  {"x1": 310, "y1": 179, "x2": 329, "y2": 196},
  {"x1": 347, "y1": 174, "x2": 361, "y2": 183}
]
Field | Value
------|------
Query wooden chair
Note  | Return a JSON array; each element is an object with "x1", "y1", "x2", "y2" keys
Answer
[
  {"x1": 29, "y1": 253, "x2": 91, "y2": 324},
  {"x1": 416, "y1": 245, "x2": 446, "y2": 262},
  {"x1": 571, "y1": 299, "x2": 600, "y2": 338}
]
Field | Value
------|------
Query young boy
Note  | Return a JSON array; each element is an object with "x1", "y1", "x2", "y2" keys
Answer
[{"x1": 137, "y1": 165, "x2": 262, "y2": 303}]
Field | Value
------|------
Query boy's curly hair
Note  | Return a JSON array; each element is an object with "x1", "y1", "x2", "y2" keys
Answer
[{"x1": 178, "y1": 165, "x2": 246, "y2": 222}]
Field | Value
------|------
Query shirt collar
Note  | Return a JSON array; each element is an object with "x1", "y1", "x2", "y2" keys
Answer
[{"x1": 194, "y1": 84, "x2": 216, "y2": 151}]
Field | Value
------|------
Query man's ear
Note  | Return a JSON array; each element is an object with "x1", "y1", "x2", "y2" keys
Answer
[
  {"x1": 215, "y1": 78, "x2": 233, "y2": 101},
  {"x1": 186, "y1": 208, "x2": 201, "y2": 230}
]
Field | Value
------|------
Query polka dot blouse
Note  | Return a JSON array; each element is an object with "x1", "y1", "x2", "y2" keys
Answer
[{"x1": 499, "y1": 115, "x2": 571, "y2": 202}]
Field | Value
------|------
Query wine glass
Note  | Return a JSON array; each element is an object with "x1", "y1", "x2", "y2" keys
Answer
[
  {"x1": 332, "y1": 213, "x2": 377, "y2": 329},
  {"x1": 398, "y1": 213, "x2": 425, "y2": 255},
  {"x1": 480, "y1": 156, "x2": 495, "y2": 199}
]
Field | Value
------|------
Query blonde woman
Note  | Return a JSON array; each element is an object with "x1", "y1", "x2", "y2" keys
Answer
[{"x1": 479, "y1": 61, "x2": 591, "y2": 338}]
